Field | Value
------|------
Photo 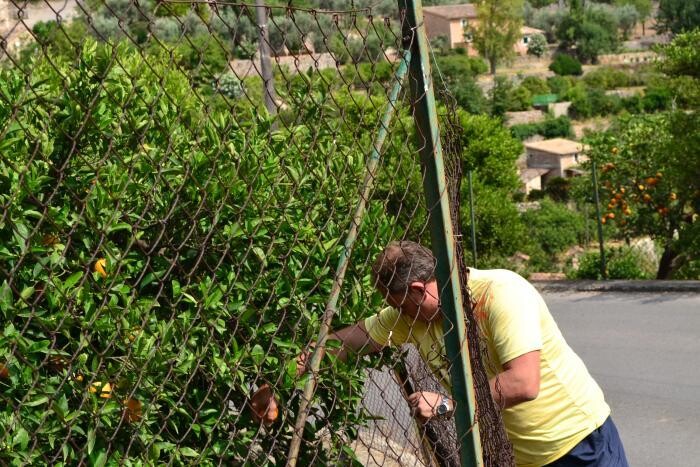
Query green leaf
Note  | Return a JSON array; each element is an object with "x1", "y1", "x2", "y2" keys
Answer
[
  {"x1": 179, "y1": 447, "x2": 199, "y2": 457},
  {"x1": 63, "y1": 271, "x2": 83, "y2": 290},
  {"x1": 87, "y1": 428, "x2": 96, "y2": 455},
  {"x1": 250, "y1": 344, "x2": 265, "y2": 366},
  {"x1": 106, "y1": 222, "x2": 132, "y2": 234},
  {"x1": 13, "y1": 428, "x2": 29, "y2": 450},
  {"x1": 0, "y1": 281, "x2": 13, "y2": 311},
  {"x1": 26, "y1": 396, "x2": 49, "y2": 407},
  {"x1": 20, "y1": 286, "x2": 35, "y2": 301}
]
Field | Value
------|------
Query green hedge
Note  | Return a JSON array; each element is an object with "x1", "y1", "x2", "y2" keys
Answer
[
  {"x1": 0, "y1": 40, "x2": 399, "y2": 465},
  {"x1": 510, "y1": 116, "x2": 573, "y2": 140}
]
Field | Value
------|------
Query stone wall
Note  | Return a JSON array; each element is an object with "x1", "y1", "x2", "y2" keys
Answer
[
  {"x1": 505, "y1": 110, "x2": 546, "y2": 126},
  {"x1": 230, "y1": 52, "x2": 338, "y2": 79},
  {"x1": 597, "y1": 51, "x2": 657, "y2": 66},
  {"x1": 548, "y1": 101, "x2": 572, "y2": 118}
]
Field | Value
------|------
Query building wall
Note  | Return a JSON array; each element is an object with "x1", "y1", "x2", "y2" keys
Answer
[
  {"x1": 423, "y1": 13, "x2": 453, "y2": 43},
  {"x1": 526, "y1": 150, "x2": 562, "y2": 171}
]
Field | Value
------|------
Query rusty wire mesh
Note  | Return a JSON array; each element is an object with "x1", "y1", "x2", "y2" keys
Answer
[{"x1": 1, "y1": 0, "x2": 511, "y2": 465}]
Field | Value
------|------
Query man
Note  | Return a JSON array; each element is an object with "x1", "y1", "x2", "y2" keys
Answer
[{"x1": 262, "y1": 241, "x2": 628, "y2": 466}]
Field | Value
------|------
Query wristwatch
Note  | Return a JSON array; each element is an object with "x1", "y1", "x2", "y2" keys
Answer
[{"x1": 436, "y1": 396, "x2": 452, "y2": 417}]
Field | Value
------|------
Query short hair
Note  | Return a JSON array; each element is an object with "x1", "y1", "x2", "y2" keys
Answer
[{"x1": 371, "y1": 241, "x2": 436, "y2": 294}]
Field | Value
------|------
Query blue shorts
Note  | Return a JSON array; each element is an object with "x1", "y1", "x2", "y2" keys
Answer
[{"x1": 545, "y1": 417, "x2": 629, "y2": 467}]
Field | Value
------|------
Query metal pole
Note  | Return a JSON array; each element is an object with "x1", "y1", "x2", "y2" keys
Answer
[
  {"x1": 255, "y1": 0, "x2": 278, "y2": 126},
  {"x1": 398, "y1": 0, "x2": 482, "y2": 465},
  {"x1": 467, "y1": 170, "x2": 477, "y2": 267},
  {"x1": 591, "y1": 160, "x2": 607, "y2": 279},
  {"x1": 285, "y1": 51, "x2": 411, "y2": 467}
]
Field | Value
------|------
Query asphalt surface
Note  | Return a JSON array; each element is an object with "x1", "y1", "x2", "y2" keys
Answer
[{"x1": 545, "y1": 291, "x2": 700, "y2": 467}]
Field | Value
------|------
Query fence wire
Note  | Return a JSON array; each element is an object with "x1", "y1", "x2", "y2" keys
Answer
[{"x1": 1, "y1": 1, "x2": 511, "y2": 465}]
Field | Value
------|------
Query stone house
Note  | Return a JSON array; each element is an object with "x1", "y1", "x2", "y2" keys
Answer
[
  {"x1": 423, "y1": 4, "x2": 544, "y2": 56},
  {"x1": 520, "y1": 138, "x2": 589, "y2": 194}
]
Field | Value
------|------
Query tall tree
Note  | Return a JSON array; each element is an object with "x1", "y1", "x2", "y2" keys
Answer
[
  {"x1": 656, "y1": 0, "x2": 700, "y2": 34},
  {"x1": 583, "y1": 30, "x2": 700, "y2": 279},
  {"x1": 615, "y1": 0, "x2": 652, "y2": 35},
  {"x1": 471, "y1": 0, "x2": 524, "y2": 74}
]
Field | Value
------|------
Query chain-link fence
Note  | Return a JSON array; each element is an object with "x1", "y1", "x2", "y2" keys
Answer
[{"x1": 1, "y1": 0, "x2": 514, "y2": 464}]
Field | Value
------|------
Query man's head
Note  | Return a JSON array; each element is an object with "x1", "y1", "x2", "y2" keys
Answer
[{"x1": 371, "y1": 241, "x2": 441, "y2": 322}]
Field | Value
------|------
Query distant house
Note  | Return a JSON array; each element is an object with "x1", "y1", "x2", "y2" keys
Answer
[
  {"x1": 423, "y1": 4, "x2": 545, "y2": 56},
  {"x1": 516, "y1": 26, "x2": 546, "y2": 56},
  {"x1": 521, "y1": 138, "x2": 589, "y2": 194},
  {"x1": 423, "y1": 4, "x2": 477, "y2": 50}
]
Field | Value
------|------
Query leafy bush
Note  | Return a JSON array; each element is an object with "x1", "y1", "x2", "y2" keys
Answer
[
  {"x1": 527, "y1": 33, "x2": 548, "y2": 57},
  {"x1": 511, "y1": 116, "x2": 572, "y2": 140},
  {"x1": 434, "y1": 54, "x2": 489, "y2": 80},
  {"x1": 582, "y1": 66, "x2": 631, "y2": 90},
  {"x1": 641, "y1": 85, "x2": 673, "y2": 112},
  {"x1": 520, "y1": 76, "x2": 551, "y2": 96},
  {"x1": 508, "y1": 85, "x2": 534, "y2": 111},
  {"x1": 0, "y1": 40, "x2": 400, "y2": 464},
  {"x1": 451, "y1": 75, "x2": 488, "y2": 114},
  {"x1": 569, "y1": 248, "x2": 654, "y2": 279},
  {"x1": 549, "y1": 54, "x2": 583, "y2": 76},
  {"x1": 544, "y1": 177, "x2": 573, "y2": 202},
  {"x1": 521, "y1": 199, "x2": 585, "y2": 256},
  {"x1": 547, "y1": 75, "x2": 575, "y2": 97},
  {"x1": 569, "y1": 85, "x2": 623, "y2": 118}
]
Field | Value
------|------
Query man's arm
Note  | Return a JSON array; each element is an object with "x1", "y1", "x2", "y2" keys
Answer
[
  {"x1": 489, "y1": 350, "x2": 541, "y2": 409},
  {"x1": 297, "y1": 321, "x2": 384, "y2": 373},
  {"x1": 327, "y1": 321, "x2": 385, "y2": 361}
]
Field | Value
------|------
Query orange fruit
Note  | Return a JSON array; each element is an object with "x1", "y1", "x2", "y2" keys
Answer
[
  {"x1": 611, "y1": 147, "x2": 619, "y2": 154},
  {"x1": 74, "y1": 374, "x2": 84, "y2": 382},
  {"x1": 89, "y1": 382, "x2": 112, "y2": 398},
  {"x1": 638, "y1": 184, "x2": 645, "y2": 191},
  {"x1": 643, "y1": 194, "x2": 652, "y2": 203},
  {"x1": 656, "y1": 172, "x2": 663, "y2": 179},
  {"x1": 94, "y1": 259, "x2": 107, "y2": 278},
  {"x1": 607, "y1": 213, "x2": 615, "y2": 219},
  {"x1": 601, "y1": 217, "x2": 607, "y2": 224},
  {"x1": 620, "y1": 187, "x2": 626, "y2": 194},
  {"x1": 0, "y1": 363, "x2": 9, "y2": 379},
  {"x1": 646, "y1": 177, "x2": 658, "y2": 186},
  {"x1": 669, "y1": 193, "x2": 677, "y2": 201}
]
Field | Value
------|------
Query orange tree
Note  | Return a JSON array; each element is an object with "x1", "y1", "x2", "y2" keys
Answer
[
  {"x1": 0, "y1": 39, "x2": 400, "y2": 464},
  {"x1": 581, "y1": 30, "x2": 700, "y2": 279}
]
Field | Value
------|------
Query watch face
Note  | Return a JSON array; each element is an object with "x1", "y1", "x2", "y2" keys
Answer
[{"x1": 437, "y1": 402, "x2": 448, "y2": 415}]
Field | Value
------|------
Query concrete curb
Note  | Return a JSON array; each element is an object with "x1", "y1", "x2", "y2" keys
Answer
[{"x1": 531, "y1": 280, "x2": 700, "y2": 293}]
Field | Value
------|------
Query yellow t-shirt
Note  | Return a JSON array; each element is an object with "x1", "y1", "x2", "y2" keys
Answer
[{"x1": 364, "y1": 268, "x2": 610, "y2": 467}]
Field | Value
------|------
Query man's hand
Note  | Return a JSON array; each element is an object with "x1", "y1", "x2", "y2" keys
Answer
[
  {"x1": 406, "y1": 391, "x2": 446, "y2": 424},
  {"x1": 249, "y1": 383, "x2": 279, "y2": 426}
]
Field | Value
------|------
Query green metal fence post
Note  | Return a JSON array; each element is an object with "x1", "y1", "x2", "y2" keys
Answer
[
  {"x1": 467, "y1": 170, "x2": 478, "y2": 267},
  {"x1": 397, "y1": 0, "x2": 482, "y2": 465},
  {"x1": 591, "y1": 160, "x2": 607, "y2": 279}
]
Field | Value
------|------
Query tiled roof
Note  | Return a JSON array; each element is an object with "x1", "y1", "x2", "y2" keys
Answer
[
  {"x1": 524, "y1": 138, "x2": 589, "y2": 155},
  {"x1": 521, "y1": 26, "x2": 545, "y2": 35},
  {"x1": 423, "y1": 4, "x2": 477, "y2": 20}
]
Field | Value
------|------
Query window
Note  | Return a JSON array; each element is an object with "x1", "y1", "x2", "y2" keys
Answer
[
  {"x1": 461, "y1": 19, "x2": 468, "y2": 28},
  {"x1": 523, "y1": 35, "x2": 529, "y2": 44}
]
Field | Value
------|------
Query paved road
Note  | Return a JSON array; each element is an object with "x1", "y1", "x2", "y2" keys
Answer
[{"x1": 546, "y1": 291, "x2": 700, "y2": 467}]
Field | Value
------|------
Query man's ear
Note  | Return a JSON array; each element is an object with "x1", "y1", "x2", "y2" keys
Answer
[{"x1": 408, "y1": 281, "x2": 426, "y2": 299}]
